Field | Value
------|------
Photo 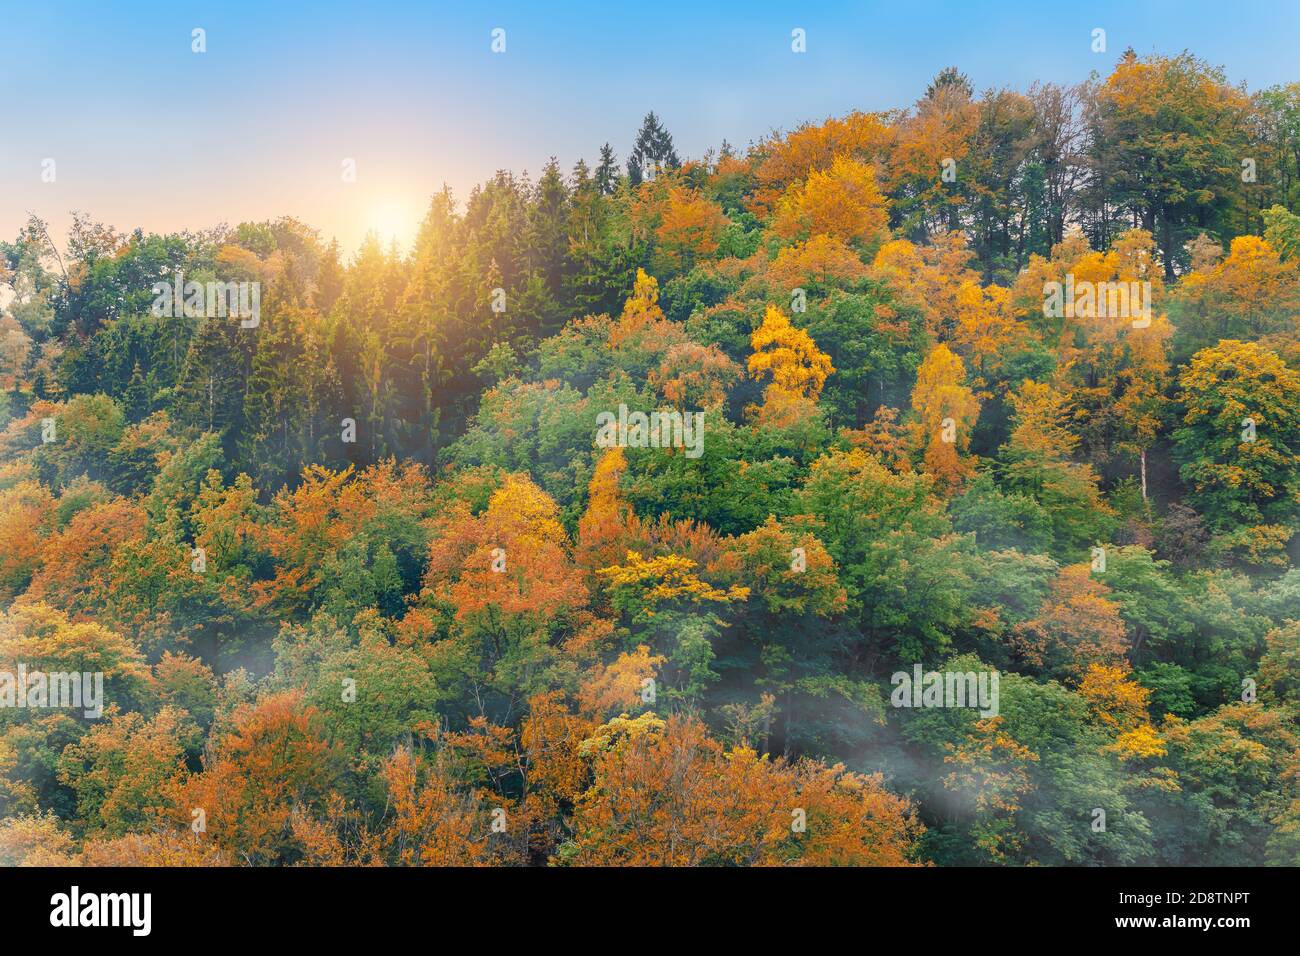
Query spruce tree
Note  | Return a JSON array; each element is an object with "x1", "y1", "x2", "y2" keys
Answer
[
  {"x1": 627, "y1": 112, "x2": 680, "y2": 186},
  {"x1": 594, "y1": 143, "x2": 620, "y2": 195},
  {"x1": 123, "y1": 361, "x2": 150, "y2": 422}
]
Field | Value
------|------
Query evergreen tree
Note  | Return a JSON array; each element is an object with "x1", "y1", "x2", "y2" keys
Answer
[
  {"x1": 926, "y1": 65, "x2": 973, "y2": 100},
  {"x1": 123, "y1": 361, "x2": 150, "y2": 422},
  {"x1": 314, "y1": 238, "x2": 345, "y2": 314},
  {"x1": 240, "y1": 288, "x2": 309, "y2": 488},
  {"x1": 627, "y1": 112, "x2": 681, "y2": 186},
  {"x1": 595, "y1": 143, "x2": 620, "y2": 195},
  {"x1": 529, "y1": 157, "x2": 572, "y2": 296}
]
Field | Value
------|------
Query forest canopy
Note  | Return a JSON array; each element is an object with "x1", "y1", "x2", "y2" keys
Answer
[{"x1": 1, "y1": 50, "x2": 1299, "y2": 868}]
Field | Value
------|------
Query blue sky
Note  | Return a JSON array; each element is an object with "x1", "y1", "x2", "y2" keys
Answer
[{"x1": 3, "y1": 0, "x2": 1298, "y2": 254}]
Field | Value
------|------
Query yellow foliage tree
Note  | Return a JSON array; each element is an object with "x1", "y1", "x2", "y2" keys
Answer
[
  {"x1": 909, "y1": 343, "x2": 980, "y2": 492},
  {"x1": 766, "y1": 234, "x2": 870, "y2": 291},
  {"x1": 1078, "y1": 663, "x2": 1151, "y2": 730},
  {"x1": 1176, "y1": 234, "x2": 1300, "y2": 361},
  {"x1": 747, "y1": 305, "x2": 834, "y2": 425},
  {"x1": 1007, "y1": 379, "x2": 1079, "y2": 460},
  {"x1": 773, "y1": 154, "x2": 890, "y2": 247},
  {"x1": 596, "y1": 551, "x2": 748, "y2": 621},
  {"x1": 872, "y1": 233, "x2": 982, "y2": 341},
  {"x1": 609, "y1": 267, "x2": 666, "y2": 347},
  {"x1": 748, "y1": 111, "x2": 893, "y2": 217}
]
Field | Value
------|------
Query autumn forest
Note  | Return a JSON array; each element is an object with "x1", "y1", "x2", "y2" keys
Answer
[{"x1": 3, "y1": 49, "x2": 1300, "y2": 868}]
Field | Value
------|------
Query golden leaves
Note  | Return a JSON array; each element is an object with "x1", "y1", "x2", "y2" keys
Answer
[{"x1": 748, "y1": 304, "x2": 835, "y2": 403}]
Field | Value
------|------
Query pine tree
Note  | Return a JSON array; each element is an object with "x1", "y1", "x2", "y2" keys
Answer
[
  {"x1": 123, "y1": 362, "x2": 150, "y2": 422},
  {"x1": 926, "y1": 66, "x2": 973, "y2": 100},
  {"x1": 314, "y1": 239, "x2": 345, "y2": 314},
  {"x1": 627, "y1": 112, "x2": 681, "y2": 186},
  {"x1": 240, "y1": 288, "x2": 309, "y2": 488},
  {"x1": 529, "y1": 157, "x2": 571, "y2": 295},
  {"x1": 173, "y1": 313, "x2": 252, "y2": 444},
  {"x1": 595, "y1": 143, "x2": 620, "y2": 195},
  {"x1": 571, "y1": 158, "x2": 591, "y2": 191}
]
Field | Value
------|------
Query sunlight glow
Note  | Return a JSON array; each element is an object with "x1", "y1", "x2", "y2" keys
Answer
[{"x1": 364, "y1": 199, "x2": 421, "y2": 252}]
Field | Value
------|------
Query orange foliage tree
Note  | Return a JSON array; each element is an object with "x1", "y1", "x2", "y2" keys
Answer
[
  {"x1": 561, "y1": 714, "x2": 923, "y2": 865},
  {"x1": 1012, "y1": 565, "x2": 1130, "y2": 679},
  {"x1": 655, "y1": 185, "x2": 729, "y2": 271},
  {"x1": 172, "y1": 690, "x2": 337, "y2": 865}
]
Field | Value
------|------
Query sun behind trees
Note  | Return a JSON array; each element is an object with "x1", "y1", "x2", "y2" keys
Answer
[{"x1": 2, "y1": 49, "x2": 1300, "y2": 869}]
